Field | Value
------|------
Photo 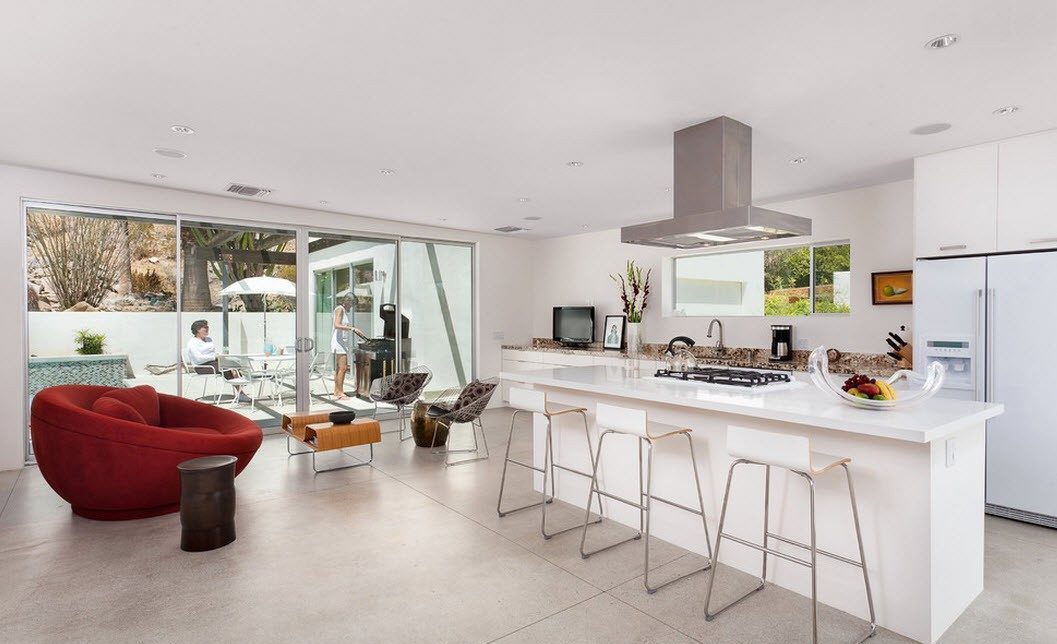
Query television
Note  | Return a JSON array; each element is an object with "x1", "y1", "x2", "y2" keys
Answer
[{"x1": 552, "y1": 306, "x2": 595, "y2": 346}]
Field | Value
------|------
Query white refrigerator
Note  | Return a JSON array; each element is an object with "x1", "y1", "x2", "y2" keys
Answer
[{"x1": 915, "y1": 252, "x2": 1057, "y2": 527}]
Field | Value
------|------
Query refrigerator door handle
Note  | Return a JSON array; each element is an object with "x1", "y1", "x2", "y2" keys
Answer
[
  {"x1": 974, "y1": 289, "x2": 984, "y2": 402},
  {"x1": 986, "y1": 288, "x2": 996, "y2": 402}
]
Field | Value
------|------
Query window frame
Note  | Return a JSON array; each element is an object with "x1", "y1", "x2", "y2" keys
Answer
[{"x1": 664, "y1": 239, "x2": 851, "y2": 318}]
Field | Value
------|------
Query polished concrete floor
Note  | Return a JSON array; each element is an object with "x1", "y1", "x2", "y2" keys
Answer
[{"x1": 1, "y1": 408, "x2": 1055, "y2": 643}]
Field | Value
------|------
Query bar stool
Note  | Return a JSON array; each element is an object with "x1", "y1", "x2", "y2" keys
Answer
[
  {"x1": 703, "y1": 425, "x2": 877, "y2": 644},
  {"x1": 579, "y1": 402, "x2": 713, "y2": 593},
  {"x1": 497, "y1": 388, "x2": 603, "y2": 538}
]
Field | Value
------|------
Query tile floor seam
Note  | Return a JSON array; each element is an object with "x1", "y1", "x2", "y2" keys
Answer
[
  {"x1": 603, "y1": 585, "x2": 707, "y2": 644},
  {"x1": 482, "y1": 590, "x2": 606, "y2": 644},
  {"x1": 369, "y1": 459, "x2": 616, "y2": 594},
  {"x1": 0, "y1": 468, "x2": 23, "y2": 521}
]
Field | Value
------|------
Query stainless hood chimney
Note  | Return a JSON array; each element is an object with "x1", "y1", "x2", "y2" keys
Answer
[{"x1": 621, "y1": 116, "x2": 811, "y2": 248}]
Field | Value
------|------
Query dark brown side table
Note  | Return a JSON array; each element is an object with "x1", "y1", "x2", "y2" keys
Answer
[{"x1": 178, "y1": 455, "x2": 238, "y2": 552}]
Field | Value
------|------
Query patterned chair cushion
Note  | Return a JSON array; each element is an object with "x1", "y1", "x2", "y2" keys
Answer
[
  {"x1": 380, "y1": 372, "x2": 429, "y2": 402},
  {"x1": 452, "y1": 379, "x2": 496, "y2": 411}
]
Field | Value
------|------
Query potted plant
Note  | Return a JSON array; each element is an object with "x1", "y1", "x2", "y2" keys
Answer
[
  {"x1": 74, "y1": 329, "x2": 106, "y2": 355},
  {"x1": 610, "y1": 260, "x2": 651, "y2": 354}
]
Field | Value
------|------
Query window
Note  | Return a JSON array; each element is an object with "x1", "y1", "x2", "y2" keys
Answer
[{"x1": 672, "y1": 242, "x2": 850, "y2": 317}]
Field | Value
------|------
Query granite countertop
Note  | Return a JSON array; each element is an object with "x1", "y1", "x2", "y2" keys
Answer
[{"x1": 503, "y1": 339, "x2": 905, "y2": 377}]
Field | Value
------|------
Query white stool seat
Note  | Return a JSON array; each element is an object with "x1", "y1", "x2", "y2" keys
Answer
[{"x1": 810, "y1": 451, "x2": 851, "y2": 475}]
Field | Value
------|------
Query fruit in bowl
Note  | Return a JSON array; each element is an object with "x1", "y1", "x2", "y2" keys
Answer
[{"x1": 842, "y1": 374, "x2": 897, "y2": 401}]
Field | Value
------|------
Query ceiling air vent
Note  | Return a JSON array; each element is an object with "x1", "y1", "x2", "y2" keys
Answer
[
  {"x1": 225, "y1": 183, "x2": 272, "y2": 198},
  {"x1": 494, "y1": 226, "x2": 528, "y2": 233}
]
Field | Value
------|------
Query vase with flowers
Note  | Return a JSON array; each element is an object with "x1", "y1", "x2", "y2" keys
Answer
[{"x1": 610, "y1": 260, "x2": 652, "y2": 358}]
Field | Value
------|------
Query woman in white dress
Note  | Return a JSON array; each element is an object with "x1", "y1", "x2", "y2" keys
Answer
[{"x1": 332, "y1": 296, "x2": 366, "y2": 400}]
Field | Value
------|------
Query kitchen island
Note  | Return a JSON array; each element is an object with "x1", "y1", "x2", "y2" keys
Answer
[{"x1": 500, "y1": 364, "x2": 1003, "y2": 644}]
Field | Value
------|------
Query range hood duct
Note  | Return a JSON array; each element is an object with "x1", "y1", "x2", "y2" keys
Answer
[{"x1": 621, "y1": 116, "x2": 811, "y2": 249}]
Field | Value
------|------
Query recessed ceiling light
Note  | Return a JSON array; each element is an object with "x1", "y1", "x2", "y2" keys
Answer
[
  {"x1": 378, "y1": 168, "x2": 396, "y2": 175},
  {"x1": 151, "y1": 173, "x2": 166, "y2": 180},
  {"x1": 524, "y1": 216, "x2": 542, "y2": 221},
  {"x1": 924, "y1": 34, "x2": 959, "y2": 49},
  {"x1": 910, "y1": 123, "x2": 952, "y2": 135},
  {"x1": 992, "y1": 105, "x2": 1021, "y2": 116},
  {"x1": 581, "y1": 224, "x2": 589, "y2": 229},
  {"x1": 319, "y1": 200, "x2": 328, "y2": 206},
  {"x1": 170, "y1": 125, "x2": 195, "y2": 135},
  {"x1": 517, "y1": 197, "x2": 531, "y2": 203},
  {"x1": 664, "y1": 187, "x2": 673, "y2": 193},
  {"x1": 154, "y1": 148, "x2": 186, "y2": 158},
  {"x1": 566, "y1": 161, "x2": 584, "y2": 167},
  {"x1": 439, "y1": 218, "x2": 448, "y2": 222},
  {"x1": 789, "y1": 156, "x2": 807, "y2": 165}
]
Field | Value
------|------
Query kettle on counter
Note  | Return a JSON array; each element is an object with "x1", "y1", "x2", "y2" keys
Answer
[{"x1": 664, "y1": 336, "x2": 698, "y2": 372}]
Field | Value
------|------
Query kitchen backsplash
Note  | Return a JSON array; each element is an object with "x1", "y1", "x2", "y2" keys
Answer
[{"x1": 505, "y1": 338, "x2": 903, "y2": 376}]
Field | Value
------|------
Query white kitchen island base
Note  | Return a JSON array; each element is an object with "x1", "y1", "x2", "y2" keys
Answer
[{"x1": 502, "y1": 366, "x2": 1002, "y2": 644}]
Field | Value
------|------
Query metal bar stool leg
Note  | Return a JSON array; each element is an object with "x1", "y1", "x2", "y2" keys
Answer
[
  {"x1": 806, "y1": 473, "x2": 819, "y2": 644},
  {"x1": 580, "y1": 431, "x2": 644, "y2": 559},
  {"x1": 642, "y1": 433, "x2": 715, "y2": 593},
  {"x1": 844, "y1": 463, "x2": 878, "y2": 643},
  {"x1": 704, "y1": 460, "x2": 764, "y2": 620},
  {"x1": 541, "y1": 412, "x2": 603, "y2": 539},
  {"x1": 497, "y1": 411, "x2": 554, "y2": 516}
]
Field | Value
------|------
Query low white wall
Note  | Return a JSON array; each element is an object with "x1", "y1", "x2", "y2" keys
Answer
[{"x1": 28, "y1": 312, "x2": 296, "y2": 371}]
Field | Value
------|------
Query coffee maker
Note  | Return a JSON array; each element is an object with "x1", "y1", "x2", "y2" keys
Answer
[{"x1": 770, "y1": 325, "x2": 792, "y2": 362}]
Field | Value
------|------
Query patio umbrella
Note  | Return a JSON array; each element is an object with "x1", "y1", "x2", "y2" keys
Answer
[{"x1": 219, "y1": 276, "x2": 296, "y2": 345}]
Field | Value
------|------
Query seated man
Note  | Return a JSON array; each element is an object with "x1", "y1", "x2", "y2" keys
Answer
[{"x1": 186, "y1": 320, "x2": 219, "y2": 374}]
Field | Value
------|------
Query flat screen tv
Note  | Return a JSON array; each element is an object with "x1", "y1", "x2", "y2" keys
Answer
[{"x1": 553, "y1": 306, "x2": 595, "y2": 346}]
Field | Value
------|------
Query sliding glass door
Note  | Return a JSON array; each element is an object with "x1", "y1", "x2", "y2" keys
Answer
[
  {"x1": 179, "y1": 221, "x2": 298, "y2": 427},
  {"x1": 23, "y1": 201, "x2": 477, "y2": 459},
  {"x1": 399, "y1": 239, "x2": 474, "y2": 394},
  {"x1": 303, "y1": 231, "x2": 397, "y2": 415}
]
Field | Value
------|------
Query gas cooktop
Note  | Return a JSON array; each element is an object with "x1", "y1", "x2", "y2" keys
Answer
[{"x1": 654, "y1": 367, "x2": 792, "y2": 388}]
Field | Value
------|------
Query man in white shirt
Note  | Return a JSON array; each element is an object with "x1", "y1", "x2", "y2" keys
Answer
[{"x1": 186, "y1": 320, "x2": 219, "y2": 373}]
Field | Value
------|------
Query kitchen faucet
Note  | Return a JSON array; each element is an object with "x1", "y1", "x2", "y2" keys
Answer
[{"x1": 706, "y1": 319, "x2": 724, "y2": 353}]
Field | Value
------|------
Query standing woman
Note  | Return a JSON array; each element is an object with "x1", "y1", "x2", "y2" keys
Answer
[{"x1": 332, "y1": 295, "x2": 366, "y2": 400}]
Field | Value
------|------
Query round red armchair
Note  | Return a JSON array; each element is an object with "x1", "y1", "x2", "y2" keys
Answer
[{"x1": 31, "y1": 384, "x2": 262, "y2": 520}]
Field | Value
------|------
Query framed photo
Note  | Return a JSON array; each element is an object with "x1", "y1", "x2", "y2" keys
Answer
[
  {"x1": 602, "y1": 315, "x2": 626, "y2": 350},
  {"x1": 872, "y1": 270, "x2": 913, "y2": 305}
]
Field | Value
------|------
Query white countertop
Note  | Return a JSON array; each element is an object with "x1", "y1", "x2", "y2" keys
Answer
[{"x1": 500, "y1": 365, "x2": 1003, "y2": 443}]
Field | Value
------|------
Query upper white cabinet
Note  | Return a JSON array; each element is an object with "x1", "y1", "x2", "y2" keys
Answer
[
  {"x1": 997, "y1": 130, "x2": 1057, "y2": 252},
  {"x1": 914, "y1": 144, "x2": 999, "y2": 258}
]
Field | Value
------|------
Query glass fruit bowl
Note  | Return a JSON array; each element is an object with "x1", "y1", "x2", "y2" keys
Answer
[{"x1": 807, "y1": 346, "x2": 946, "y2": 411}]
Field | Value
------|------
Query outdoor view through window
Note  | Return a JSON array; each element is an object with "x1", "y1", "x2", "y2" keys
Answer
[{"x1": 673, "y1": 242, "x2": 850, "y2": 317}]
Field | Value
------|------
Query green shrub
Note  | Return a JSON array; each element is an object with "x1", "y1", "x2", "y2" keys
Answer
[{"x1": 74, "y1": 329, "x2": 106, "y2": 355}]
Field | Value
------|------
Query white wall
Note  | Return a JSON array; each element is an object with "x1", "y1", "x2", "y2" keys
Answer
[
  {"x1": 2, "y1": 163, "x2": 536, "y2": 471},
  {"x1": 530, "y1": 180, "x2": 914, "y2": 353}
]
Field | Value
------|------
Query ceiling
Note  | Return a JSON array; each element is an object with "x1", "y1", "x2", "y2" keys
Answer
[{"x1": 2, "y1": 1, "x2": 1055, "y2": 238}]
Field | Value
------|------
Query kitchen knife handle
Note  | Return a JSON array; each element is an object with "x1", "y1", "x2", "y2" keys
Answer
[
  {"x1": 886, "y1": 338, "x2": 901, "y2": 351},
  {"x1": 888, "y1": 332, "x2": 907, "y2": 347}
]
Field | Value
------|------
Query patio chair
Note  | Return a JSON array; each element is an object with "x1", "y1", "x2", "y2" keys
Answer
[
  {"x1": 181, "y1": 352, "x2": 222, "y2": 404},
  {"x1": 218, "y1": 355, "x2": 276, "y2": 409},
  {"x1": 306, "y1": 349, "x2": 330, "y2": 398},
  {"x1": 369, "y1": 365, "x2": 432, "y2": 441},
  {"x1": 427, "y1": 378, "x2": 498, "y2": 466}
]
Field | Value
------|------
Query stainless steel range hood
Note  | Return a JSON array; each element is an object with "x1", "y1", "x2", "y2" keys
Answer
[{"x1": 621, "y1": 116, "x2": 811, "y2": 249}]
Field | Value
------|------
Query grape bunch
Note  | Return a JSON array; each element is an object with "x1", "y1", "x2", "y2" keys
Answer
[{"x1": 842, "y1": 374, "x2": 876, "y2": 392}]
